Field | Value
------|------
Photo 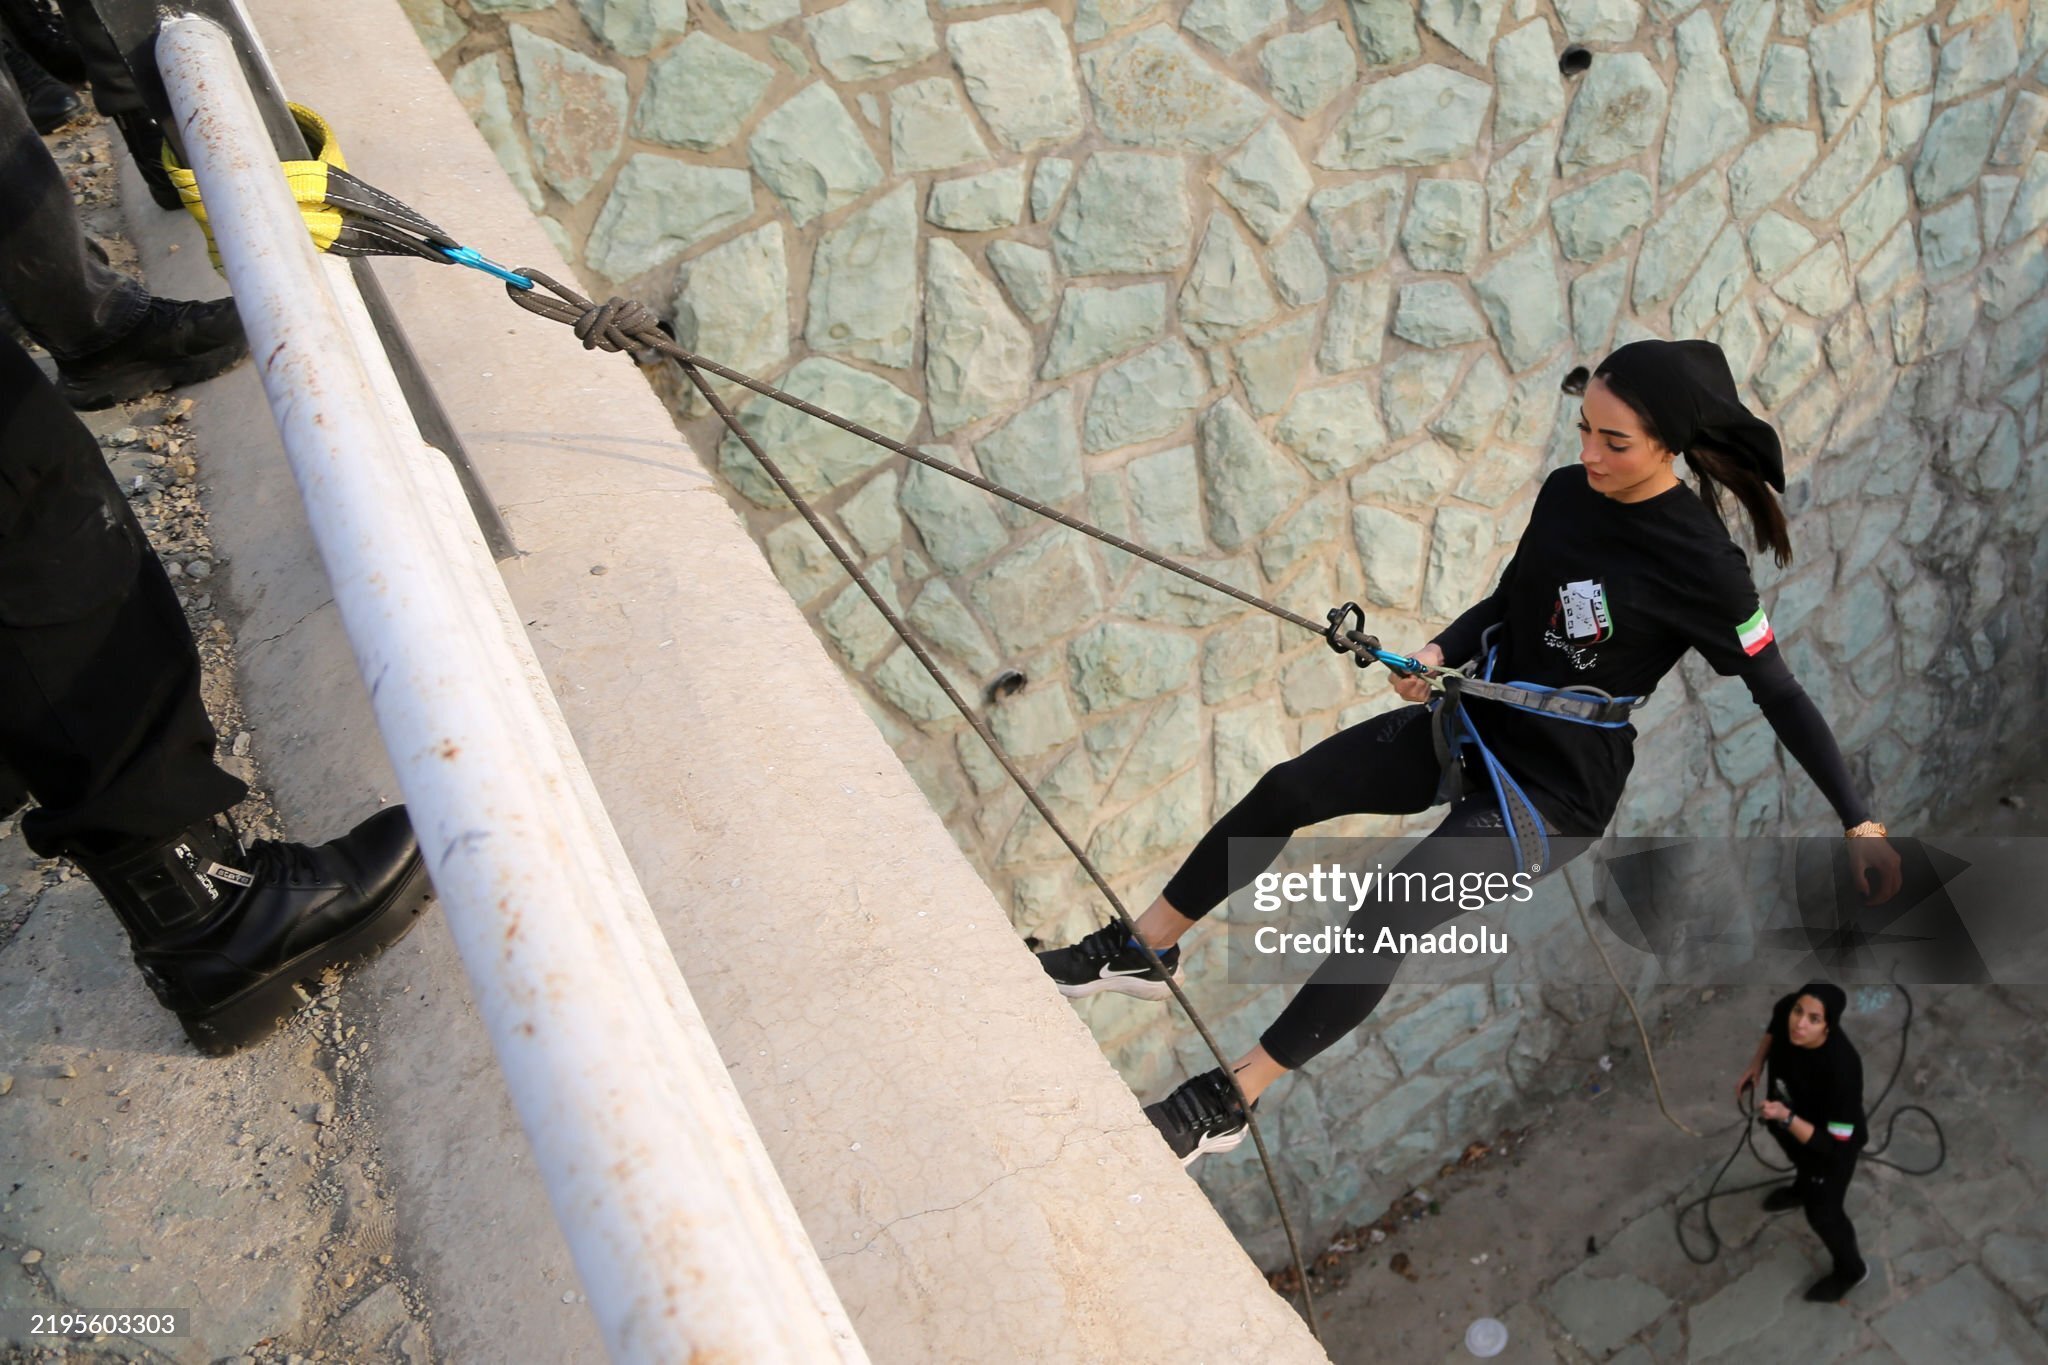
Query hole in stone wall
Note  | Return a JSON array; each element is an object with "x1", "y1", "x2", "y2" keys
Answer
[
  {"x1": 1561, "y1": 365, "x2": 1590, "y2": 396},
  {"x1": 986, "y1": 668, "x2": 1027, "y2": 702},
  {"x1": 1559, "y1": 46, "x2": 1592, "y2": 76}
]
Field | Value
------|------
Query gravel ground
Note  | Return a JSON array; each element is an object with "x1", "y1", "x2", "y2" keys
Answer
[{"x1": 1, "y1": 107, "x2": 436, "y2": 1365}]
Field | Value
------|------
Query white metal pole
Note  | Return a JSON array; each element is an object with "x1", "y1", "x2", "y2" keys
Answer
[
  {"x1": 319, "y1": 256, "x2": 864, "y2": 1348},
  {"x1": 155, "y1": 17, "x2": 866, "y2": 1362}
]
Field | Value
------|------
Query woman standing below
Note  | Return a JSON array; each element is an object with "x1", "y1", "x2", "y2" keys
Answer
[
  {"x1": 1036, "y1": 339, "x2": 1903, "y2": 1166},
  {"x1": 1736, "y1": 983, "x2": 1871, "y2": 1301}
]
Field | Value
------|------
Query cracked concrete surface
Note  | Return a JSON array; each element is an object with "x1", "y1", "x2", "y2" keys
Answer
[{"x1": 0, "y1": 873, "x2": 435, "y2": 1364}]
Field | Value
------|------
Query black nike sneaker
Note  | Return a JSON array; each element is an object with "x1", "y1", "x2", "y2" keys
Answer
[
  {"x1": 1145, "y1": 1068, "x2": 1253, "y2": 1168},
  {"x1": 1036, "y1": 922, "x2": 1180, "y2": 1000},
  {"x1": 1802, "y1": 1261, "x2": 1870, "y2": 1303}
]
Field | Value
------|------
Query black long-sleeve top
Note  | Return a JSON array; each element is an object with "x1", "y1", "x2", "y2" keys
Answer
[
  {"x1": 1427, "y1": 466, "x2": 1871, "y2": 836},
  {"x1": 1765, "y1": 991, "x2": 1868, "y2": 1152}
]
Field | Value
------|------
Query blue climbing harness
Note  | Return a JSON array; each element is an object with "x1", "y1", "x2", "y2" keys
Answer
[
  {"x1": 1429, "y1": 624, "x2": 1641, "y2": 877},
  {"x1": 1323, "y1": 606, "x2": 1641, "y2": 874}
]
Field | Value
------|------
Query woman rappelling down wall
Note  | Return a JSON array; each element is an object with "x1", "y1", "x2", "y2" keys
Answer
[{"x1": 1036, "y1": 338, "x2": 1906, "y2": 1173}]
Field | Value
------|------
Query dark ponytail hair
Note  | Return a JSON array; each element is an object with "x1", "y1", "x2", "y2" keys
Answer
[
  {"x1": 1684, "y1": 442, "x2": 1793, "y2": 569},
  {"x1": 1594, "y1": 371, "x2": 1794, "y2": 569}
]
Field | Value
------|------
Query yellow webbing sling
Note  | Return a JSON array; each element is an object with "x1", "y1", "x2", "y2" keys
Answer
[{"x1": 163, "y1": 103, "x2": 457, "y2": 267}]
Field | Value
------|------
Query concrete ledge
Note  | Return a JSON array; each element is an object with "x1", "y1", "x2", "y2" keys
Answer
[{"x1": 125, "y1": 0, "x2": 1327, "y2": 1358}]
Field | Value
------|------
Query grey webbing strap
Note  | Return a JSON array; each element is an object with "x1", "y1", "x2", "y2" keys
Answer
[
  {"x1": 1456, "y1": 677, "x2": 1636, "y2": 724},
  {"x1": 1456, "y1": 624, "x2": 1637, "y2": 724}
]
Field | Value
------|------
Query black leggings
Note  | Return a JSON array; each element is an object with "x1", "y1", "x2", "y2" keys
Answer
[
  {"x1": 1159, "y1": 704, "x2": 1593, "y2": 1070},
  {"x1": 1768, "y1": 1128, "x2": 1865, "y2": 1274}
]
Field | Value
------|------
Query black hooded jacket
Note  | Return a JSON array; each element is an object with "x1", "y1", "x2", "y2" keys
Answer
[{"x1": 1766, "y1": 983, "x2": 1868, "y2": 1155}]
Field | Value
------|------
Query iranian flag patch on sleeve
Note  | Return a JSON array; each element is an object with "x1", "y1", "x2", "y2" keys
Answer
[{"x1": 1738, "y1": 606, "x2": 1774, "y2": 656}]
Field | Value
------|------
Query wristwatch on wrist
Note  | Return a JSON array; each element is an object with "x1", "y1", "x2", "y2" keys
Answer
[{"x1": 1844, "y1": 820, "x2": 1887, "y2": 839}]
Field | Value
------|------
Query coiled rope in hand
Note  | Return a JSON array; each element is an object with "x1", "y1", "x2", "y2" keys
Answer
[{"x1": 1674, "y1": 978, "x2": 1946, "y2": 1264}]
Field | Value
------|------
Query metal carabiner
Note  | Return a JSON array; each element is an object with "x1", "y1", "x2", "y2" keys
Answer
[
  {"x1": 1325, "y1": 601, "x2": 1366, "y2": 660},
  {"x1": 1324, "y1": 601, "x2": 1383, "y2": 669},
  {"x1": 436, "y1": 243, "x2": 535, "y2": 290}
]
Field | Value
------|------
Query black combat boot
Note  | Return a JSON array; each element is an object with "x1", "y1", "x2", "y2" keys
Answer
[
  {"x1": 63, "y1": 805, "x2": 432, "y2": 1054},
  {"x1": 0, "y1": 0, "x2": 85, "y2": 83},
  {"x1": 53, "y1": 293, "x2": 246, "y2": 409},
  {"x1": 2, "y1": 34, "x2": 85, "y2": 133}
]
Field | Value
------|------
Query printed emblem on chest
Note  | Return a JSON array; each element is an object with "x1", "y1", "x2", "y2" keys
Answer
[
  {"x1": 1558, "y1": 579, "x2": 1613, "y2": 642},
  {"x1": 1542, "y1": 579, "x2": 1613, "y2": 671}
]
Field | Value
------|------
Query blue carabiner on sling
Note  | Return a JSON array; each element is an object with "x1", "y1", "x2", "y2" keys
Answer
[{"x1": 437, "y1": 243, "x2": 534, "y2": 290}]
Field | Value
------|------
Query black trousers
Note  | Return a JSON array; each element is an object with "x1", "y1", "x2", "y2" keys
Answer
[
  {"x1": 0, "y1": 21, "x2": 148, "y2": 357},
  {"x1": 1160, "y1": 703, "x2": 1594, "y2": 1070},
  {"x1": 0, "y1": 331, "x2": 244, "y2": 854},
  {"x1": 1768, "y1": 1126, "x2": 1865, "y2": 1275}
]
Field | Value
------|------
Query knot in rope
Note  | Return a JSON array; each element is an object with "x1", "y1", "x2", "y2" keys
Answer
[
  {"x1": 572, "y1": 296, "x2": 663, "y2": 353},
  {"x1": 505, "y1": 271, "x2": 670, "y2": 362}
]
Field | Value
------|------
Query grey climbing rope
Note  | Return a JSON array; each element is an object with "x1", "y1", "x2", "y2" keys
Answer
[{"x1": 504, "y1": 274, "x2": 1326, "y2": 1335}]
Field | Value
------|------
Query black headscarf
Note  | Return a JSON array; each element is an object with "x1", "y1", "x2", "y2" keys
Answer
[
  {"x1": 1795, "y1": 980, "x2": 1848, "y2": 1035},
  {"x1": 1593, "y1": 340, "x2": 1786, "y2": 492}
]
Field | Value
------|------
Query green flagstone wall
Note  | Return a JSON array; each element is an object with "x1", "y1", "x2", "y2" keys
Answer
[{"x1": 405, "y1": 0, "x2": 2048, "y2": 1262}]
